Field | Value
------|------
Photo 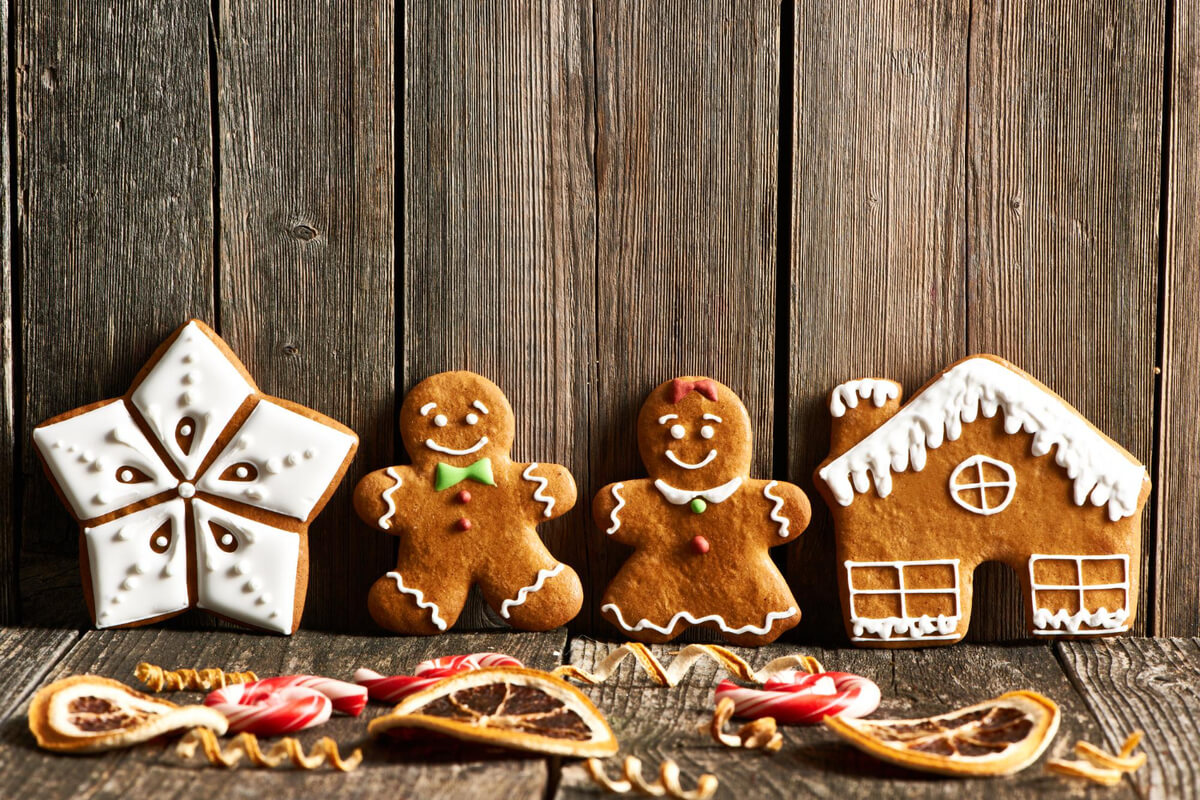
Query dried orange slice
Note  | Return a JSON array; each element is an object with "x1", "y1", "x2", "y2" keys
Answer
[
  {"x1": 824, "y1": 690, "x2": 1059, "y2": 776},
  {"x1": 368, "y1": 667, "x2": 618, "y2": 757}
]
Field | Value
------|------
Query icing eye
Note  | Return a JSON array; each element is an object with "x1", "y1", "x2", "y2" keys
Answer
[
  {"x1": 148, "y1": 522, "x2": 172, "y2": 554},
  {"x1": 434, "y1": 414, "x2": 448, "y2": 427},
  {"x1": 466, "y1": 413, "x2": 479, "y2": 425},
  {"x1": 670, "y1": 424, "x2": 685, "y2": 440},
  {"x1": 210, "y1": 522, "x2": 239, "y2": 553},
  {"x1": 175, "y1": 416, "x2": 197, "y2": 454},
  {"x1": 218, "y1": 462, "x2": 258, "y2": 482},
  {"x1": 700, "y1": 425, "x2": 715, "y2": 439},
  {"x1": 115, "y1": 466, "x2": 152, "y2": 484}
]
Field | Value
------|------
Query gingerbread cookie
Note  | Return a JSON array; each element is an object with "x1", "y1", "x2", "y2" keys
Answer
[
  {"x1": 593, "y1": 377, "x2": 811, "y2": 646},
  {"x1": 354, "y1": 371, "x2": 582, "y2": 634},
  {"x1": 32, "y1": 320, "x2": 358, "y2": 634},
  {"x1": 814, "y1": 355, "x2": 1152, "y2": 647}
]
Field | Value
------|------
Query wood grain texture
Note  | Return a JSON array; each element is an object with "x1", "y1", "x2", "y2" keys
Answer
[
  {"x1": 216, "y1": 1, "x2": 395, "y2": 630},
  {"x1": 0, "y1": 627, "x2": 566, "y2": 800},
  {"x1": 1058, "y1": 638, "x2": 1200, "y2": 799},
  {"x1": 557, "y1": 639, "x2": 1130, "y2": 798},
  {"x1": 788, "y1": 0, "x2": 969, "y2": 643},
  {"x1": 966, "y1": 1, "x2": 1164, "y2": 639},
  {"x1": 0, "y1": 0, "x2": 14, "y2": 623},
  {"x1": 590, "y1": 0, "x2": 779, "y2": 639},
  {"x1": 1157, "y1": 1, "x2": 1200, "y2": 637},
  {"x1": 0, "y1": 628, "x2": 79, "y2": 723},
  {"x1": 14, "y1": 1, "x2": 215, "y2": 624},
  {"x1": 404, "y1": 0, "x2": 596, "y2": 629}
]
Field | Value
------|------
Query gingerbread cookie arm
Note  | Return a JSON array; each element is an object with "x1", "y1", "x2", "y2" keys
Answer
[
  {"x1": 750, "y1": 479, "x2": 811, "y2": 545},
  {"x1": 593, "y1": 480, "x2": 653, "y2": 546},
  {"x1": 353, "y1": 466, "x2": 420, "y2": 534},
  {"x1": 516, "y1": 462, "x2": 576, "y2": 522}
]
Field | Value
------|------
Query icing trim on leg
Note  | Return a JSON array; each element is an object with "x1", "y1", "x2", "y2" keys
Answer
[
  {"x1": 499, "y1": 563, "x2": 566, "y2": 619},
  {"x1": 385, "y1": 571, "x2": 447, "y2": 631},
  {"x1": 601, "y1": 603, "x2": 797, "y2": 637}
]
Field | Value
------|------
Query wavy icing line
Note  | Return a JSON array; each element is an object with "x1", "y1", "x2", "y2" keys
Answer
[
  {"x1": 522, "y1": 463, "x2": 555, "y2": 517},
  {"x1": 378, "y1": 467, "x2": 402, "y2": 529},
  {"x1": 762, "y1": 480, "x2": 788, "y2": 537},
  {"x1": 601, "y1": 603, "x2": 797, "y2": 637},
  {"x1": 499, "y1": 563, "x2": 565, "y2": 619},
  {"x1": 606, "y1": 483, "x2": 626, "y2": 534},
  {"x1": 386, "y1": 571, "x2": 447, "y2": 631}
]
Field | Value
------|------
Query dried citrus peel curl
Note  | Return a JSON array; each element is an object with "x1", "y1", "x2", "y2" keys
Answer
[
  {"x1": 176, "y1": 727, "x2": 362, "y2": 772},
  {"x1": 705, "y1": 697, "x2": 782, "y2": 752},
  {"x1": 553, "y1": 643, "x2": 823, "y2": 687},
  {"x1": 136, "y1": 662, "x2": 257, "y2": 692},
  {"x1": 1046, "y1": 730, "x2": 1145, "y2": 786},
  {"x1": 585, "y1": 756, "x2": 718, "y2": 800}
]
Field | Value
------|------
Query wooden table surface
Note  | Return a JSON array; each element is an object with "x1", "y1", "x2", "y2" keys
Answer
[{"x1": 0, "y1": 628, "x2": 1194, "y2": 799}]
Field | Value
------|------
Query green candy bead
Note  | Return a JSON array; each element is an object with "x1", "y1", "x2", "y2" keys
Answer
[{"x1": 689, "y1": 498, "x2": 707, "y2": 514}]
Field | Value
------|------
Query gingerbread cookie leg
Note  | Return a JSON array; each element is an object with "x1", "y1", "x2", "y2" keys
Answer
[
  {"x1": 368, "y1": 564, "x2": 471, "y2": 635},
  {"x1": 477, "y1": 543, "x2": 582, "y2": 631}
]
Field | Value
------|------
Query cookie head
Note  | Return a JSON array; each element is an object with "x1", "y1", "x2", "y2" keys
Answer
[
  {"x1": 637, "y1": 376, "x2": 752, "y2": 488},
  {"x1": 400, "y1": 371, "x2": 514, "y2": 465}
]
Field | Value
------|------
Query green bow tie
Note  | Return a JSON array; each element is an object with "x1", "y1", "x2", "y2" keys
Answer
[{"x1": 435, "y1": 458, "x2": 496, "y2": 491}]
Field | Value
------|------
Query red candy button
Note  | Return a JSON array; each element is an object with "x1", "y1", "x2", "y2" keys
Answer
[
  {"x1": 455, "y1": 517, "x2": 472, "y2": 531},
  {"x1": 691, "y1": 535, "x2": 710, "y2": 554},
  {"x1": 457, "y1": 489, "x2": 472, "y2": 503}
]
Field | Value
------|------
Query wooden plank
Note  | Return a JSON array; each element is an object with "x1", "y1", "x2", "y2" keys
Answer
[
  {"x1": 1058, "y1": 638, "x2": 1200, "y2": 799},
  {"x1": 589, "y1": 0, "x2": 779, "y2": 639},
  {"x1": 404, "y1": 0, "x2": 596, "y2": 629},
  {"x1": 966, "y1": 2, "x2": 1164, "y2": 639},
  {"x1": 14, "y1": 1, "x2": 214, "y2": 624},
  {"x1": 1157, "y1": 0, "x2": 1200, "y2": 637},
  {"x1": 0, "y1": 628, "x2": 79, "y2": 723},
  {"x1": 0, "y1": 628, "x2": 566, "y2": 799},
  {"x1": 557, "y1": 640, "x2": 1132, "y2": 798},
  {"x1": 0, "y1": 0, "x2": 14, "y2": 624},
  {"x1": 216, "y1": 1, "x2": 395, "y2": 630},
  {"x1": 787, "y1": 0, "x2": 969, "y2": 642}
]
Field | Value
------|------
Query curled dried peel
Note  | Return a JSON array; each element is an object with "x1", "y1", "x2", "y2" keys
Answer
[
  {"x1": 136, "y1": 662, "x2": 257, "y2": 692},
  {"x1": 585, "y1": 756, "x2": 718, "y2": 800},
  {"x1": 176, "y1": 728, "x2": 362, "y2": 772},
  {"x1": 553, "y1": 643, "x2": 823, "y2": 687},
  {"x1": 1047, "y1": 729, "x2": 1145, "y2": 786},
  {"x1": 705, "y1": 697, "x2": 782, "y2": 752},
  {"x1": 29, "y1": 675, "x2": 228, "y2": 753},
  {"x1": 824, "y1": 690, "x2": 1060, "y2": 777},
  {"x1": 369, "y1": 667, "x2": 618, "y2": 758}
]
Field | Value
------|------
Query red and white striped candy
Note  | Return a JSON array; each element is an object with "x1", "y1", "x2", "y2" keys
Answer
[
  {"x1": 249, "y1": 675, "x2": 368, "y2": 716},
  {"x1": 205, "y1": 683, "x2": 332, "y2": 735},
  {"x1": 714, "y1": 669, "x2": 881, "y2": 725},
  {"x1": 355, "y1": 652, "x2": 524, "y2": 704}
]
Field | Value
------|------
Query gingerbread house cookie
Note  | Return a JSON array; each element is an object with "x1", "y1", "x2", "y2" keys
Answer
[
  {"x1": 594, "y1": 377, "x2": 811, "y2": 646},
  {"x1": 354, "y1": 371, "x2": 583, "y2": 634},
  {"x1": 814, "y1": 355, "x2": 1151, "y2": 647},
  {"x1": 32, "y1": 320, "x2": 358, "y2": 634}
]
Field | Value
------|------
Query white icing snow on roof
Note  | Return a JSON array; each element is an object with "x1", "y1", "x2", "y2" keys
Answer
[
  {"x1": 829, "y1": 378, "x2": 901, "y2": 417},
  {"x1": 818, "y1": 357, "x2": 1147, "y2": 521}
]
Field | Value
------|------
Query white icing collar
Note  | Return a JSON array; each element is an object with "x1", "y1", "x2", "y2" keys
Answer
[{"x1": 654, "y1": 476, "x2": 743, "y2": 505}]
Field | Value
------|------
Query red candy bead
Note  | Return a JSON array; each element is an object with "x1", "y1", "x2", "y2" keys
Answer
[
  {"x1": 457, "y1": 489, "x2": 472, "y2": 503},
  {"x1": 455, "y1": 517, "x2": 472, "y2": 531},
  {"x1": 691, "y1": 535, "x2": 710, "y2": 554}
]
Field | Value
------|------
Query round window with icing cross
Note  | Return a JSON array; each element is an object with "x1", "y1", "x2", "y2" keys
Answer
[{"x1": 948, "y1": 455, "x2": 1016, "y2": 516}]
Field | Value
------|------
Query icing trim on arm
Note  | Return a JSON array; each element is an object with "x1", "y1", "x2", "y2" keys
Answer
[
  {"x1": 606, "y1": 483, "x2": 626, "y2": 534},
  {"x1": 378, "y1": 467, "x2": 402, "y2": 529},
  {"x1": 522, "y1": 463, "x2": 555, "y2": 517},
  {"x1": 385, "y1": 571, "x2": 447, "y2": 631},
  {"x1": 762, "y1": 481, "x2": 789, "y2": 537},
  {"x1": 499, "y1": 563, "x2": 565, "y2": 619}
]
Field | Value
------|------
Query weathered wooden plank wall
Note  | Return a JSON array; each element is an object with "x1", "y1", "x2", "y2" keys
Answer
[
  {"x1": 3, "y1": 0, "x2": 1194, "y2": 639},
  {"x1": 0, "y1": 0, "x2": 14, "y2": 622}
]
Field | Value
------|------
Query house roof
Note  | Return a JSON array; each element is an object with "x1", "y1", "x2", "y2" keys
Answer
[{"x1": 817, "y1": 356, "x2": 1148, "y2": 521}]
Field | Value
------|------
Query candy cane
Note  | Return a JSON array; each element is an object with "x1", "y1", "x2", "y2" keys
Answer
[
  {"x1": 714, "y1": 669, "x2": 880, "y2": 725},
  {"x1": 355, "y1": 653, "x2": 524, "y2": 704},
  {"x1": 205, "y1": 683, "x2": 332, "y2": 736},
  {"x1": 248, "y1": 676, "x2": 368, "y2": 716}
]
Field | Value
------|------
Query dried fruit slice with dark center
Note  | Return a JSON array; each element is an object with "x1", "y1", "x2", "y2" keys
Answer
[
  {"x1": 368, "y1": 667, "x2": 618, "y2": 757},
  {"x1": 824, "y1": 690, "x2": 1059, "y2": 776},
  {"x1": 29, "y1": 675, "x2": 228, "y2": 753}
]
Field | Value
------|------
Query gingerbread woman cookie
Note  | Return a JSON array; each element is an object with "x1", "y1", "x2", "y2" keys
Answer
[
  {"x1": 32, "y1": 320, "x2": 358, "y2": 634},
  {"x1": 354, "y1": 371, "x2": 582, "y2": 634},
  {"x1": 593, "y1": 377, "x2": 811, "y2": 646}
]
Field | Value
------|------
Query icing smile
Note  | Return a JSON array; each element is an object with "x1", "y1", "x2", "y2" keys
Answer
[
  {"x1": 424, "y1": 436, "x2": 488, "y2": 456},
  {"x1": 665, "y1": 449, "x2": 717, "y2": 470}
]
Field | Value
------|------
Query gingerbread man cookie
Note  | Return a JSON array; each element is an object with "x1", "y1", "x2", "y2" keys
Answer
[
  {"x1": 32, "y1": 320, "x2": 358, "y2": 634},
  {"x1": 593, "y1": 377, "x2": 811, "y2": 646},
  {"x1": 354, "y1": 371, "x2": 582, "y2": 634}
]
